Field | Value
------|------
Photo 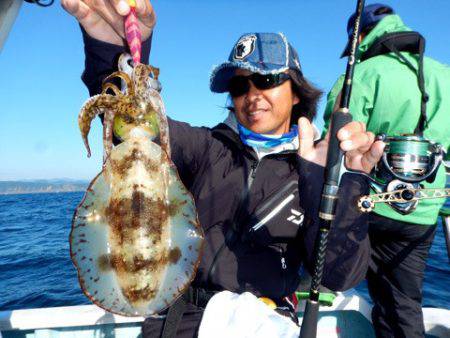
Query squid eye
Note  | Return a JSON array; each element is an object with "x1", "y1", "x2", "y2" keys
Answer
[{"x1": 123, "y1": 115, "x2": 134, "y2": 124}]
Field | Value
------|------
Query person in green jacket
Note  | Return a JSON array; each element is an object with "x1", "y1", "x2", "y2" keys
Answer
[{"x1": 324, "y1": 4, "x2": 450, "y2": 338}]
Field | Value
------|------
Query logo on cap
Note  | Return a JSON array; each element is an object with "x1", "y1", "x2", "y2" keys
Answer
[{"x1": 234, "y1": 35, "x2": 256, "y2": 60}]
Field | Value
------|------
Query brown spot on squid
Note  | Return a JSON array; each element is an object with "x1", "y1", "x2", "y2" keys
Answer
[
  {"x1": 105, "y1": 191, "x2": 168, "y2": 246},
  {"x1": 168, "y1": 247, "x2": 182, "y2": 264},
  {"x1": 123, "y1": 285, "x2": 157, "y2": 303},
  {"x1": 97, "y1": 254, "x2": 113, "y2": 272}
]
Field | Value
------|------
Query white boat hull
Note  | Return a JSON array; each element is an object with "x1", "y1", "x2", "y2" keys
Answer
[{"x1": 0, "y1": 290, "x2": 448, "y2": 337}]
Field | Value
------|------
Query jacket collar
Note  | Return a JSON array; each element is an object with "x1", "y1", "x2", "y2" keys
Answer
[
  {"x1": 222, "y1": 112, "x2": 299, "y2": 159},
  {"x1": 219, "y1": 112, "x2": 320, "y2": 158}
]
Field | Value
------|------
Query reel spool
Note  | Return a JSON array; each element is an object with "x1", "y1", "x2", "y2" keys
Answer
[
  {"x1": 377, "y1": 134, "x2": 443, "y2": 184},
  {"x1": 357, "y1": 134, "x2": 445, "y2": 215}
]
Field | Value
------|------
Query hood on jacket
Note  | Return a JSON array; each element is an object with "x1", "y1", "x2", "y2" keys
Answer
[{"x1": 357, "y1": 14, "x2": 412, "y2": 60}]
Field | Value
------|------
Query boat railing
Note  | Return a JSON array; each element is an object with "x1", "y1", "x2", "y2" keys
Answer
[{"x1": 0, "y1": 304, "x2": 144, "y2": 338}]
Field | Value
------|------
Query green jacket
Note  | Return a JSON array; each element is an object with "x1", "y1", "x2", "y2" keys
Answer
[{"x1": 324, "y1": 15, "x2": 450, "y2": 226}]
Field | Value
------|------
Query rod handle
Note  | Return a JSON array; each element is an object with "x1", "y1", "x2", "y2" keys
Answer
[
  {"x1": 299, "y1": 300, "x2": 320, "y2": 338},
  {"x1": 325, "y1": 110, "x2": 353, "y2": 185},
  {"x1": 319, "y1": 111, "x2": 352, "y2": 221}
]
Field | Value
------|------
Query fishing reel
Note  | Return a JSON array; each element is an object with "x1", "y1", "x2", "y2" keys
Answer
[{"x1": 357, "y1": 134, "x2": 448, "y2": 214}]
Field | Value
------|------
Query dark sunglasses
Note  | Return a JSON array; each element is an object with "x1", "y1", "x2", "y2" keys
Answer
[{"x1": 228, "y1": 73, "x2": 291, "y2": 97}]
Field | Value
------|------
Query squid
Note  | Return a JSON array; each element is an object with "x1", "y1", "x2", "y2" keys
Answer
[{"x1": 70, "y1": 54, "x2": 204, "y2": 317}]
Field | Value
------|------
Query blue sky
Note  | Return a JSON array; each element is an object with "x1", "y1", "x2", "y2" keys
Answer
[{"x1": 1, "y1": 0, "x2": 449, "y2": 180}]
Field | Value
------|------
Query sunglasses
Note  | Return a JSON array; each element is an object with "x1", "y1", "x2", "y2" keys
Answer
[{"x1": 228, "y1": 73, "x2": 291, "y2": 98}]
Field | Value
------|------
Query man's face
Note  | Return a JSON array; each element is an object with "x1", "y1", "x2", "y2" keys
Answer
[{"x1": 231, "y1": 69, "x2": 299, "y2": 135}]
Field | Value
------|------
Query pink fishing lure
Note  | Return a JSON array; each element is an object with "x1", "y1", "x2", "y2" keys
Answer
[{"x1": 124, "y1": 1, "x2": 142, "y2": 65}]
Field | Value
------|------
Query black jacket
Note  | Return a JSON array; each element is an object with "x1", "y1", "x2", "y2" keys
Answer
[{"x1": 80, "y1": 31, "x2": 370, "y2": 299}]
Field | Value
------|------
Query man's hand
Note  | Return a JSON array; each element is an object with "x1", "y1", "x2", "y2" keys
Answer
[
  {"x1": 61, "y1": 0, "x2": 156, "y2": 45},
  {"x1": 298, "y1": 117, "x2": 385, "y2": 174}
]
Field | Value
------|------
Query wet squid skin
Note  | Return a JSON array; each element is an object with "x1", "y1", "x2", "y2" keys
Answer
[
  {"x1": 70, "y1": 54, "x2": 204, "y2": 317},
  {"x1": 78, "y1": 59, "x2": 169, "y2": 161}
]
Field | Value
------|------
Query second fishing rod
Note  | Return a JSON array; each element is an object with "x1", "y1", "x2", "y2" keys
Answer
[{"x1": 299, "y1": 0, "x2": 366, "y2": 337}]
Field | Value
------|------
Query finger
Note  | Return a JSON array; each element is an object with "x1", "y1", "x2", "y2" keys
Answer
[
  {"x1": 136, "y1": 0, "x2": 156, "y2": 29},
  {"x1": 111, "y1": 0, "x2": 130, "y2": 15},
  {"x1": 108, "y1": 0, "x2": 155, "y2": 37},
  {"x1": 337, "y1": 121, "x2": 365, "y2": 141},
  {"x1": 88, "y1": 0, "x2": 126, "y2": 37},
  {"x1": 62, "y1": 0, "x2": 108, "y2": 31},
  {"x1": 360, "y1": 131, "x2": 375, "y2": 152},
  {"x1": 361, "y1": 140, "x2": 385, "y2": 172},
  {"x1": 341, "y1": 131, "x2": 375, "y2": 152},
  {"x1": 111, "y1": 0, "x2": 155, "y2": 28},
  {"x1": 135, "y1": 0, "x2": 147, "y2": 16},
  {"x1": 61, "y1": 0, "x2": 90, "y2": 21},
  {"x1": 298, "y1": 117, "x2": 314, "y2": 157}
]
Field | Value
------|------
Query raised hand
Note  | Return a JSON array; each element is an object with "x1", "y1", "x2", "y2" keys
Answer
[
  {"x1": 298, "y1": 117, "x2": 385, "y2": 174},
  {"x1": 61, "y1": 0, "x2": 155, "y2": 45}
]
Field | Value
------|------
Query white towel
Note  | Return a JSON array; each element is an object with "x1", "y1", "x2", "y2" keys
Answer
[{"x1": 198, "y1": 291, "x2": 300, "y2": 338}]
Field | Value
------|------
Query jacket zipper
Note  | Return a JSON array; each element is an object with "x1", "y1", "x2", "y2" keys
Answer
[
  {"x1": 271, "y1": 245, "x2": 287, "y2": 296},
  {"x1": 281, "y1": 256, "x2": 287, "y2": 270},
  {"x1": 248, "y1": 160, "x2": 259, "y2": 189}
]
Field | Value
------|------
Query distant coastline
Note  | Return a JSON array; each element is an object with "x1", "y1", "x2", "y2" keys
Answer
[
  {"x1": 1, "y1": 165, "x2": 447, "y2": 195},
  {"x1": 0, "y1": 179, "x2": 89, "y2": 195}
]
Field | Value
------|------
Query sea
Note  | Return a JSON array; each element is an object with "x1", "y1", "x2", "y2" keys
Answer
[{"x1": 0, "y1": 191, "x2": 449, "y2": 312}]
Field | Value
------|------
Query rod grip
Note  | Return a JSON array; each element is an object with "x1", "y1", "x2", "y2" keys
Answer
[
  {"x1": 299, "y1": 300, "x2": 320, "y2": 338},
  {"x1": 324, "y1": 110, "x2": 353, "y2": 186},
  {"x1": 319, "y1": 111, "x2": 352, "y2": 221}
]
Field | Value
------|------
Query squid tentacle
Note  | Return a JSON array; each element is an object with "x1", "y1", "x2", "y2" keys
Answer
[
  {"x1": 149, "y1": 65, "x2": 160, "y2": 80},
  {"x1": 78, "y1": 94, "x2": 119, "y2": 157},
  {"x1": 102, "y1": 109, "x2": 116, "y2": 165},
  {"x1": 102, "y1": 82, "x2": 123, "y2": 97},
  {"x1": 156, "y1": 104, "x2": 171, "y2": 158},
  {"x1": 103, "y1": 71, "x2": 135, "y2": 96}
]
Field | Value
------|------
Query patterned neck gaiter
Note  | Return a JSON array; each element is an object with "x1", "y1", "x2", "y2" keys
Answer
[{"x1": 237, "y1": 123, "x2": 298, "y2": 149}]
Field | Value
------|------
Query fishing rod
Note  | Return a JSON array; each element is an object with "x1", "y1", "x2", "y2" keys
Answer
[{"x1": 299, "y1": 0, "x2": 365, "y2": 337}]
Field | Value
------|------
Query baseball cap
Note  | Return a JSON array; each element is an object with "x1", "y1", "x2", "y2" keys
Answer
[
  {"x1": 210, "y1": 32, "x2": 302, "y2": 93},
  {"x1": 341, "y1": 3, "x2": 395, "y2": 57}
]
